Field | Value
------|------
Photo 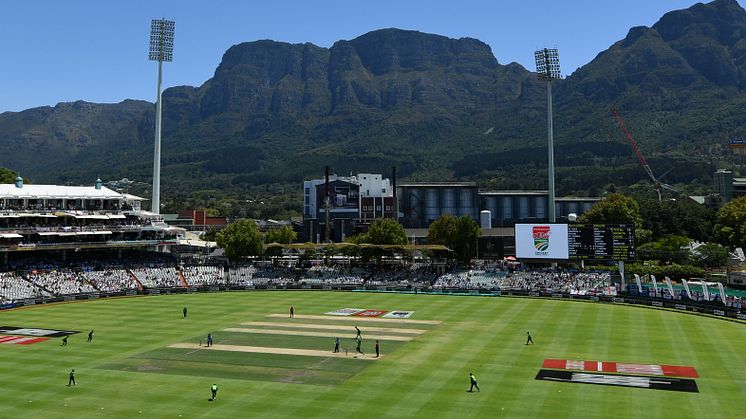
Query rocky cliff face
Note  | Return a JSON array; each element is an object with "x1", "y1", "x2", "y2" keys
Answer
[{"x1": 0, "y1": 0, "x2": 744, "y2": 202}]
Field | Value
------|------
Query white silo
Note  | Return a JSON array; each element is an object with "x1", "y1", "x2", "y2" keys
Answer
[{"x1": 480, "y1": 210, "x2": 492, "y2": 229}]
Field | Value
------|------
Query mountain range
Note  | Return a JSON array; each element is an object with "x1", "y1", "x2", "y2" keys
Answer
[{"x1": 1, "y1": 0, "x2": 745, "y2": 215}]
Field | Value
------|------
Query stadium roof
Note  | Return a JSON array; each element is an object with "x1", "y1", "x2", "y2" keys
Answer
[
  {"x1": 398, "y1": 182, "x2": 477, "y2": 188},
  {"x1": 0, "y1": 184, "x2": 143, "y2": 201}
]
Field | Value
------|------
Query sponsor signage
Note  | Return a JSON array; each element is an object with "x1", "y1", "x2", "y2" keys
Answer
[
  {"x1": 535, "y1": 369, "x2": 698, "y2": 393},
  {"x1": 652, "y1": 301, "x2": 663, "y2": 307},
  {"x1": 354, "y1": 309, "x2": 389, "y2": 317},
  {"x1": 383, "y1": 311, "x2": 415, "y2": 319},
  {"x1": 590, "y1": 296, "x2": 600, "y2": 302},
  {"x1": 0, "y1": 326, "x2": 79, "y2": 338},
  {"x1": 326, "y1": 308, "x2": 414, "y2": 318},
  {"x1": 737, "y1": 313, "x2": 746, "y2": 320},
  {"x1": 325, "y1": 308, "x2": 366, "y2": 316},
  {"x1": 675, "y1": 304, "x2": 688, "y2": 310},
  {"x1": 516, "y1": 224, "x2": 569, "y2": 260},
  {"x1": 612, "y1": 297, "x2": 624, "y2": 303},
  {"x1": 147, "y1": 289, "x2": 160, "y2": 295},
  {"x1": 542, "y1": 359, "x2": 699, "y2": 378},
  {"x1": 714, "y1": 310, "x2": 726, "y2": 316},
  {"x1": 0, "y1": 335, "x2": 49, "y2": 345},
  {"x1": 125, "y1": 289, "x2": 137, "y2": 296}
]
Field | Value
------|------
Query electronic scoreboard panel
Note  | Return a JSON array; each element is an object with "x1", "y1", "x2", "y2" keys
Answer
[{"x1": 567, "y1": 224, "x2": 635, "y2": 261}]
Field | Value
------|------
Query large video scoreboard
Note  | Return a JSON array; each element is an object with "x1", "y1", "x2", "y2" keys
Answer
[
  {"x1": 515, "y1": 223, "x2": 635, "y2": 262},
  {"x1": 567, "y1": 224, "x2": 635, "y2": 262}
]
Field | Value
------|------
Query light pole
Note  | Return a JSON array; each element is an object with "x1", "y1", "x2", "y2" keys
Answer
[
  {"x1": 534, "y1": 48, "x2": 560, "y2": 223},
  {"x1": 148, "y1": 18, "x2": 175, "y2": 214}
]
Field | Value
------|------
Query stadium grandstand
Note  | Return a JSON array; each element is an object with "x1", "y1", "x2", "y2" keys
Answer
[{"x1": 0, "y1": 178, "x2": 184, "y2": 265}]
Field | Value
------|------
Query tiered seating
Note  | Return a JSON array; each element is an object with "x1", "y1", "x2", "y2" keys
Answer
[
  {"x1": 250, "y1": 267, "x2": 293, "y2": 286},
  {"x1": 228, "y1": 266, "x2": 256, "y2": 286},
  {"x1": 0, "y1": 272, "x2": 50, "y2": 303},
  {"x1": 130, "y1": 267, "x2": 181, "y2": 288},
  {"x1": 496, "y1": 271, "x2": 611, "y2": 295},
  {"x1": 26, "y1": 270, "x2": 97, "y2": 296},
  {"x1": 182, "y1": 266, "x2": 224, "y2": 287},
  {"x1": 84, "y1": 269, "x2": 139, "y2": 292}
]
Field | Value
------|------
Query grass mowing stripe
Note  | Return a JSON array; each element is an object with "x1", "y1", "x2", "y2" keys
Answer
[
  {"x1": 200, "y1": 330, "x2": 407, "y2": 352},
  {"x1": 223, "y1": 327, "x2": 415, "y2": 341},
  {"x1": 239, "y1": 321, "x2": 428, "y2": 334},
  {"x1": 379, "y1": 296, "x2": 505, "y2": 417},
  {"x1": 506, "y1": 301, "x2": 584, "y2": 418},
  {"x1": 268, "y1": 313, "x2": 441, "y2": 325},
  {"x1": 2, "y1": 292, "x2": 746, "y2": 418}
]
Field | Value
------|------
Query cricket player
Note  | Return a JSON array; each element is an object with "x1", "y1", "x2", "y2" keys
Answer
[
  {"x1": 210, "y1": 383, "x2": 218, "y2": 401},
  {"x1": 334, "y1": 337, "x2": 340, "y2": 353},
  {"x1": 355, "y1": 326, "x2": 361, "y2": 339},
  {"x1": 61, "y1": 336, "x2": 68, "y2": 346},
  {"x1": 87, "y1": 330, "x2": 94, "y2": 343},
  {"x1": 183, "y1": 307, "x2": 188, "y2": 318},
  {"x1": 207, "y1": 333, "x2": 213, "y2": 347},
  {"x1": 375, "y1": 340, "x2": 380, "y2": 358},
  {"x1": 356, "y1": 336, "x2": 364, "y2": 355},
  {"x1": 468, "y1": 373, "x2": 479, "y2": 392},
  {"x1": 68, "y1": 369, "x2": 76, "y2": 386},
  {"x1": 290, "y1": 306, "x2": 294, "y2": 318},
  {"x1": 526, "y1": 331, "x2": 534, "y2": 345}
]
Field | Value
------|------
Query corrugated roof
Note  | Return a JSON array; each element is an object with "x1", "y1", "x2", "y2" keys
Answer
[
  {"x1": 0, "y1": 184, "x2": 129, "y2": 200},
  {"x1": 398, "y1": 182, "x2": 477, "y2": 187},
  {"x1": 479, "y1": 190, "x2": 548, "y2": 196}
]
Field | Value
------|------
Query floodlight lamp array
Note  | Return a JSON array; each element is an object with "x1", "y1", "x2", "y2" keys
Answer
[
  {"x1": 535, "y1": 48, "x2": 560, "y2": 81},
  {"x1": 148, "y1": 18, "x2": 175, "y2": 62}
]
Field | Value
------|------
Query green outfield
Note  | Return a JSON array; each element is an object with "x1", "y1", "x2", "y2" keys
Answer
[{"x1": 0, "y1": 291, "x2": 745, "y2": 418}]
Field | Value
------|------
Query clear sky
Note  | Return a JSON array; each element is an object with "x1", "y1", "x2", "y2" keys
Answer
[{"x1": 0, "y1": 0, "x2": 741, "y2": 112}]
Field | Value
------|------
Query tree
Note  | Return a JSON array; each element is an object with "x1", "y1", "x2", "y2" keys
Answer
[
  {"x1": 578, "y1": 193, "x2": 642, "y2": 228},
  {"x1": 428, "y1": 214, "x2": 480, "y2": 264},
  {"x1": 637, "y1": 236, "x2": 692, "y2": 264},
  {"x1": 364, "y1": 218, "x2": 407, "y2": 245},
  {"x1": 265, "y1": 225, "x2": 297, "y2": 244},
  {"x1": 0, "y1": 167, "x2": 19, "y2": 184},
  {"x1": 715, "y1": 196, "x2": 746, "y2": 248},
  {"x1": 579, "y1": 193, "x2": 648, "y2": 242},
  {"x1": 692, "y1": 242, "x2": 728, "y2": 268},
  {"x1": 638, "y1": 197, "x2": 715, "y2": 242},
  {"x1": 215, "y1": 218, "x2": 264, "y2": 262}
]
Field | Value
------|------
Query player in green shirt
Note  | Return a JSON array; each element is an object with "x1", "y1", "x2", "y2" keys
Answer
[{"x1": 468, "y1": 373, "x2": 480, "y2": 392}]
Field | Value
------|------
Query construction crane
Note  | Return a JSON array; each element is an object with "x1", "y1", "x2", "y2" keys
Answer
[{"x1": 610, "y1": 106, "x2": 678, "y2": 201}]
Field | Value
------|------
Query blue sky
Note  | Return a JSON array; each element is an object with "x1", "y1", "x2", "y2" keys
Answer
[{"x1": 0, "y1": 0, "x2": 741, "y2": 112}]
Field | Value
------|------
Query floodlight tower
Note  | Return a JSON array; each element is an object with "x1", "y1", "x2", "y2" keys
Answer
[
  {"x1": 535, "y1": 48, "x2": 561, "y2": 222},
  {"x1": 148, "y1": 18, "x2": 175, "y2": 214}
]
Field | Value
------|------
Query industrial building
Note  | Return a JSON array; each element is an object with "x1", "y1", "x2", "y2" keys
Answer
[{"x1": 301, "y1": 175, "x2": 599, "y2": 254}]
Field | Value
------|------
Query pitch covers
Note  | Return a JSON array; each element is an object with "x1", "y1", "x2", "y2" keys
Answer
[
  {"x1": 325, "y1": 308, "x2": 414, "y2": 318},
  {"x1": 542, "y1": 359, "x2": 699, "y2": 378},
  {"x1": 537, "y1": 358, "x2": 700, "y2": 393},
  {"x1": 535, "y1": 369, "x2": 699, "y2": 393}
]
